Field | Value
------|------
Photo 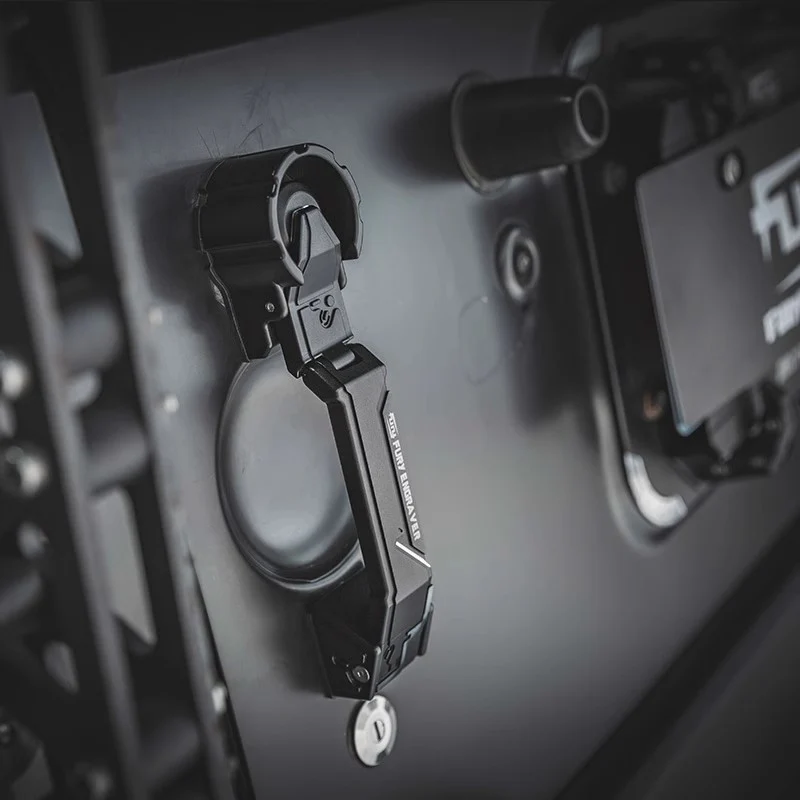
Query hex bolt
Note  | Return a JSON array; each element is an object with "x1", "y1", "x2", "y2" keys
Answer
[
  {"x1": 0, "y1": 351, "x2": 31, "y2": 401},
  {"x1": 0, "y1": 444, "x2": 50, "y2": 499}
]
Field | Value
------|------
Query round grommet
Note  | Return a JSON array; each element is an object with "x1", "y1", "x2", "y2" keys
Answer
[
  {"x1": 496, "y1": 223, "x2": 541, "y2": 306},
  {"x1": 217, "y1": 356, "x2": 361, "y2": 595},
  {"x1": 349, "y1": 695, "x2": 397, "y2": 767}
]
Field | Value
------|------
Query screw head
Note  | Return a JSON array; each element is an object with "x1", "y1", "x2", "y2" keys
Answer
[
  {"x1": 720, "y1": 150, "x2": 743, "y2": 189},
  {"x1": 350, "y1": 665, "x2": 370, "y2": 685},
  {"x1": 0, "y1": 444, "x2": 49, "y2": 499},
  {"x1": 265, "y1": 302, "x2": 276, "y2": 314},
  {"x1": 0, "y1": 351, "x2": 31, "y2": 401}
]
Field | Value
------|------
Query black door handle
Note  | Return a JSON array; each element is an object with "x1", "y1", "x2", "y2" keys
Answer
[
  {"x1": 195, "y1": 144, "x2": 433, "y2": 699},
  {"x1": 305, "y1": 345, "x2": 433, "y2": 698}
]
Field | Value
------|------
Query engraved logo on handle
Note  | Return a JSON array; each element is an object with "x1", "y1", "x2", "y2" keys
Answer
[{"x1": 384, "y1": 410, "x2": 425, "y2": 552}]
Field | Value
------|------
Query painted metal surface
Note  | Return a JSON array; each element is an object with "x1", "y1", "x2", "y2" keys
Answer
[{"x1": 7, "y1": 2, "x2": 800, "y2": 796}]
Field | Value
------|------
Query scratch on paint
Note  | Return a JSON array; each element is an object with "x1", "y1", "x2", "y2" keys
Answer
[
  {"x1": 245, "y1": 67, "x2": 270, "y2": 122},
  {"x1": 197, "y1": 129, "x2": 212, "y2": 159},
  {"x1": 236, "y1": 123, "x2": 264, "y2": 154}
]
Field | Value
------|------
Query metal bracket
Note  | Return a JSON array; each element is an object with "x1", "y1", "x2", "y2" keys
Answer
[
  {"x1": 669, "y1": 382, "x2": 797, "y2": 482},
  {"x1": 0, "y1": 6, "x2": 247, "y2": 796}
]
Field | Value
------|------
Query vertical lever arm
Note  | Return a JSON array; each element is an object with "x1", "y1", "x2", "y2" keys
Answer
[{"x1": 304, "y1": 347, "x2": 433, "y2": 699}]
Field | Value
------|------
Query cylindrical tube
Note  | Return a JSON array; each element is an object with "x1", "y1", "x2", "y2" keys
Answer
[
  {"x1": 453, "y1": 75, "x2": 609, "y2": 184},
  {"x1": 141, "y1": 704, "x2": 202, "y2": 793},
  {"x1": 59, "y1": 279, "x2": 124, "y2": 375},
  {"x1": 82, "y1": 403, "x2": 150, "y2": 494}
]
